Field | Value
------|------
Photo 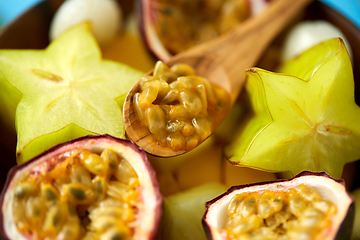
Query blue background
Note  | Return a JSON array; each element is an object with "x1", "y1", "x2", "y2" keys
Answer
[{"x1": 0, "y1": 0, "x2": 359, "y2": 28}]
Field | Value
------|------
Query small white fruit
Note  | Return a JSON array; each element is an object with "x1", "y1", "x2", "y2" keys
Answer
[
  {"x1": 281, "y1": 20, "x2": 352, "y2": 61},
  {"x1": 49, "y1": 0, "x2": 122, "y2": 46}
]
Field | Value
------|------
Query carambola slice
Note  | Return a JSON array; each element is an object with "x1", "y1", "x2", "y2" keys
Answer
[
  {"x1": 0, "y1": 22, "x2": 144, "y2": 164},
  {"x1": 225, "y1": 38, "x2": 360, "y2": 178}
]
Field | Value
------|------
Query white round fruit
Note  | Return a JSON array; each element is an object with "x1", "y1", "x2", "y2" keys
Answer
[
  {"x1": 281, "y1": 20, "x2": 352, "y2": 61},
  {"x1": 49, "y1": 0, "x2": 122, "y2": 46}
]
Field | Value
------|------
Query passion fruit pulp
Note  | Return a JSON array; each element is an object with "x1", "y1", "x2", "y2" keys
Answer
[
  {"x1": 202, "y1": 171, "x2": 354, "y2": 240},
  {"x1": 139, "y1": 0, "x2": 268, "y2": 61},
  {"x1": 0, "y1": 134, "x2": 162, "y2": 240}
]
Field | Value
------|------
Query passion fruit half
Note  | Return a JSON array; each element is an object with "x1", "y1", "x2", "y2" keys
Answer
[
  {"x1": 0, "y1": 134, "x2": 162, "y2": 240},
  {"x1": 139, "y1": 0, "x2": 268, "y2": 61},
  {"x1": 202, "y1": 171, "x2": 354, "y2": 240}
]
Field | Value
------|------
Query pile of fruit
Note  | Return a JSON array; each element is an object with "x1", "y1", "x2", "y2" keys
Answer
[{"x1": 0, "y1": 0, "x2": 359, "y2": 239}]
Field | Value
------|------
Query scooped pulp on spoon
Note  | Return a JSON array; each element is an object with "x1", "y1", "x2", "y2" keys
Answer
[{"x1": 133, "y1": 61, "x2": 231, "y2": 152}]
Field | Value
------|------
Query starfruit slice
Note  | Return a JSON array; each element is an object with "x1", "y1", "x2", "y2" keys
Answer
[
  {"x1": 0, "y1": 22, "x2": 144, "y2": 164},
  {"x1": 159, "y1": 182, "x2": 227, "y2": 240},
  {"x1": 225, "y1": 38, "x2": 360, "y2": 178}
]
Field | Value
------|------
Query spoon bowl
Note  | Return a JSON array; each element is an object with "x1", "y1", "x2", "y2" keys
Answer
[
  {"x1": 124, "y1": 55, "x2": 231, "y2": 157},
  {"x1": 123, "y1": 0, "x2": 314, "y2": 157}
]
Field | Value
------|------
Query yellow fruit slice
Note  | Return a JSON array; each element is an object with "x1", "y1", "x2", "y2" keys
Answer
[
  {"x1": 0, "y1": 22, "x2": 144, "y2": 163},
  {"x1": 225, "y1": 38, "x2": 360, "y2": 178},
  {"x1": 160, "y1": 182, "x2": 227, "y2": 240}
]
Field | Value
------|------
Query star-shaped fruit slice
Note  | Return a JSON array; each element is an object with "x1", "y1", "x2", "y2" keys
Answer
[
  {"x1": 225, "y1": 38, "x2": 360, "y2": 178},
  {"x1": 0, "y1": 22, "x2": 143, "y2": 164}
]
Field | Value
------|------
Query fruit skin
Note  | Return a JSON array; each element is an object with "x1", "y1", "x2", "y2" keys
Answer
[
  {"x1": 202, "y1": 171, "x2": 354, "y2": 240},
  {"x1": 0, "y1": 134, "x2": 162, "y2": 240}
]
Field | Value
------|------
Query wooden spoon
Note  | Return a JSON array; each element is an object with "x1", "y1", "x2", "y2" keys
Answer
[{"x1": 123, "y1": 0, "x2": 314, "y2": 157}]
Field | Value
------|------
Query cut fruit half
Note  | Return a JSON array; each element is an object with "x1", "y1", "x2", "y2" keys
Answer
[
  {"x1": 139, "y1": 0, "x2": 268, "y2": 61},
  {"x1": 0, "y1": 134, "x2": 162, "y2": 240},
  {"x1": 202, "y1": 171, "x2": 354, "y2": 240}
]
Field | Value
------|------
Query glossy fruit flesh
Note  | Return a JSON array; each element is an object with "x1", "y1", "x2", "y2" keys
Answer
[
  {"x1": 140, "y1": 0, "x2": 267, "y2": 60},
  {"x1": 151, "y1": 0, "x2": 251, "y2": 55},
  {"x1": 134, "y1": 61, "x2": 230, "y2": 151},
  {"x1": 203, "y1": 171, "x2": 354, "y2": 240},
  {"x1": 11, "y1": 149, "x2": 138, "y2": 239},
  {"x1": 223, "y1": 184, "x2": 336, "y2": 239},
  {"x1": 1, "y1": 135, "x2": 162, "y2": 240}
]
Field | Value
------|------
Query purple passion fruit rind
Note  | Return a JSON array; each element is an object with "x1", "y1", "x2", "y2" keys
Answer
[
  {"x1": 0, "y1": 134, "x2": 162, "y2": 240},
  {"x1": 202, "y1": 171, "x2": 354, "y2": 240}
]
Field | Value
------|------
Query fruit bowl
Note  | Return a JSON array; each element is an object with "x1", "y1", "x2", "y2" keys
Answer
[
  {"x1": 0, "y1": 0, "x2": 360, "y2": 239},
  {"x1": 0, "y1": 0, "x2": 360, "y2": 206}
]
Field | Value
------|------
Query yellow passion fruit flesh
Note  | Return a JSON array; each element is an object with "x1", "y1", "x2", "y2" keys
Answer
[
  {"x1": 202, "y1": 171, "x2": 354, "y2": 240},
  {"x1": 139, "y1": 0, "x2": 268, "y2": 60},
  {"x1": 0, "y1": 135, "x2": 162, "y2": 240},
  {"x1": 134, "y1": 61, "x2": 230, "y2": 152}
]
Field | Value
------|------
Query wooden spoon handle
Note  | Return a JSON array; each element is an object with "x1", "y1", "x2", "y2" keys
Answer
[{"x1": 170, "y1": 0, "x2": 314, "y2": 101}]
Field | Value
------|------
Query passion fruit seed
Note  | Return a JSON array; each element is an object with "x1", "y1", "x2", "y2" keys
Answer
[
  {"x1": 14, "y1": 181, "x2": 37, "y2": 199},
  {"x1": 223, "y1": 184, "x2": 337, "y2": 240},
  {"x1": 11, "y1": 147, "x2": 140, "y2": 239},
  {"x1": 41, "y1": 183, "x2": 60, "y2": 201},
  {"x1": 134, "y1": 61, "x2": 230, "y2": 151}
]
